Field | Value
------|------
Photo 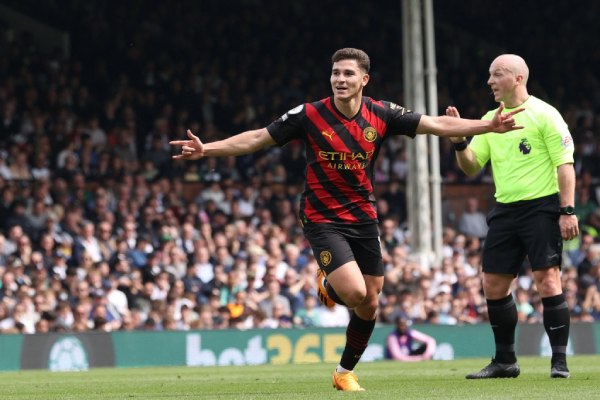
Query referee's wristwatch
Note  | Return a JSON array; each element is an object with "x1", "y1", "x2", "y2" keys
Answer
[{"x1": 559, "y1": 206, "x2": 575, "y2": 215}]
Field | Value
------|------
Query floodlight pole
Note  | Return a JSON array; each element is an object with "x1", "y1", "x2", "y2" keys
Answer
[
  {"x1": 424, "y1": 0, "x2": 442, "y2": 264},
  {"x1": 402, "y1": 0, "x2": 432, "y2": 267}
]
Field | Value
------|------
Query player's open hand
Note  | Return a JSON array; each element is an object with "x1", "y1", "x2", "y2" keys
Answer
[
  {"x1": 445, "y1": 106, "x2": 467, "y2": 143},
  {"x1": 170, "y1": 129, "x2": 205, "y2": 160},
  {"x1": 490, "y1": 102, "x2": 525, "y2": 133},
  {"x1": 445, "y1": 106, "x2": 461, "y2": 119}
]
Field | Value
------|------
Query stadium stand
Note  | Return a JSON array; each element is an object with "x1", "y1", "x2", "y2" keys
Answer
[{"x1": 0, "y1": 1, "x2": 599, "y2": 333}]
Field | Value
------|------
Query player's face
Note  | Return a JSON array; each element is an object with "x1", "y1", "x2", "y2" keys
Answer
[
  {"x1": 330, "y1": 59, "x2": 369, "y2": 101},
  {"x1": 487, "y1": 62, "x2": 518, "y2": 104}
]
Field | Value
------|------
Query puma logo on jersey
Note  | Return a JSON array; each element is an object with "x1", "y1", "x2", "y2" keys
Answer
[{"x1": 321, "y1": 130, "x2": 335, "y2": 140}]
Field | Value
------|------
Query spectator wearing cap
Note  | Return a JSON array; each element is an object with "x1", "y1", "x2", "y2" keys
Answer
[{"x1": 7, "y1": 256, "x2": 32, "y2": 289}]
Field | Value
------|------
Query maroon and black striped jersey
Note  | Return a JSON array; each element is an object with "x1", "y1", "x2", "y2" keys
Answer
[{"x1": 267, "y1": 96, "x2": 421, "y2": 226}]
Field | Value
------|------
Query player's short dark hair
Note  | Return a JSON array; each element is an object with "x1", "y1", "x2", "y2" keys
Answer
[{"x1": 331, "y1": 48, "x2": 370, "y2": 73}]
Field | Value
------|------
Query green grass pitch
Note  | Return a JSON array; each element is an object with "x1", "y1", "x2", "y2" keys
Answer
[{"x1": 2, "y1": 355, "x2": 599, "y2": 399}]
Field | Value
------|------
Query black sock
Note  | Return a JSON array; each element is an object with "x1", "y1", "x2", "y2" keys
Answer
[
  {"x1": 339, "y1": 313, "x2": 375, "y2": 371},
  {"x1": 487, "y1": 295, "x2": 518, "y2": 363},
  {"x1": 542, "y1": 293, "x2": 570, "y2": 364}
]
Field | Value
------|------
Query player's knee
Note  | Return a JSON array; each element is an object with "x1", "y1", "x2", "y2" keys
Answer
[
  {"x1": 533, "y1": 268, "x2": 562, "y2": 297},
  {"x1": 537, "y1": 277, "x2": 562, "y2": 297},
  {"x1": 363, "y1": 296, "x2": 379, "y2": 315},
  {"x1": 343, "y1": 289, "x2": 367, "y2": 308},
  {"x1": 353, "y1": 295, "x2": 379, "y2": 319}
]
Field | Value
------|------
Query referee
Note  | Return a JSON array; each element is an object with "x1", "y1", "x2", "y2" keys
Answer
[{"x1": 447, "y1": 54, "x2": 579, "y2": 379}]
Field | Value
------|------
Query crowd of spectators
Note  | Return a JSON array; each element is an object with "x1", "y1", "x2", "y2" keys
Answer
[{"x1": 0, "y1": 1, "x2": 599, "y2": 335}]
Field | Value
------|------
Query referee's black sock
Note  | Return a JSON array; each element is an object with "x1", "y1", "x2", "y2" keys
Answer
[
  {"x1": 542, "y1": 293, "x2": 570, "y2": 364},
  {"x1": 339, "y1": 313, "x2": 375, "y2": 371},
  {"x1": 487, "y1": 295, "x2": 518, "y2": 364}
]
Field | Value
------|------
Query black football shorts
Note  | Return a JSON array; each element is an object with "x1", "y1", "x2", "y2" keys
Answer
[
  {"x1": 303, "y1": 222, "x2": 384, "y2": 276},
  {"x1": 482, "y1": 193, "x2": 562, "y2": 275}
]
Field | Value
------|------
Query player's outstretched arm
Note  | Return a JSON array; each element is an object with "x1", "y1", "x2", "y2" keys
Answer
[
  {"x1": 415, "y1": 102, "x2": 524, "y2": 137},
  {"x1": 445, "y1": 106, "x2": 464, "y2": 143},
  {"x1": 170, "y1": 128, "x2": 276, "y2": 160},
  {"x1": 444, "y1": 105, "x2": 482, "y2": 177}
]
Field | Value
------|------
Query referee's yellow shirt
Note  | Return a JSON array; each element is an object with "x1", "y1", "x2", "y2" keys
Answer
[{"x1": 469, "y1": 96, "x2": 574, "y2": 204}]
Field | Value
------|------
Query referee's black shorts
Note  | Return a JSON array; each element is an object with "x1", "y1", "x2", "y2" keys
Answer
[
  {"x1": 303, "y1": 222, "x2": 384, "y2": 276},
  {"x1": 482, "y1": 193, "x2": 562, "y2": 275}
]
